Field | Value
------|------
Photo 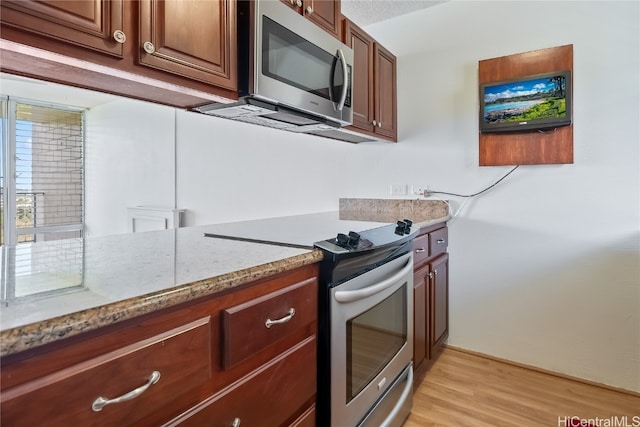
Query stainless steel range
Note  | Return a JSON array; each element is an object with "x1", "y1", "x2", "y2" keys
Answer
[
  {"x1": 314, "y1": 220, "x2": 417, "y2": 427},
  {"x1": 203, "y1": 212, "x2": 417, "y2": 426}
]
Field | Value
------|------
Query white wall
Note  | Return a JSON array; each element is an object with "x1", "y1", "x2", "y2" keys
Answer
[
  {"x1": 83, "y1": 0, "x2": 639, "y2": 392},
  {"x1": 365, "y1": 0, "x2": 640, "y2": 392},
  {"x1": 84, "y1": 98, "x2": 175, "y2": 236}
]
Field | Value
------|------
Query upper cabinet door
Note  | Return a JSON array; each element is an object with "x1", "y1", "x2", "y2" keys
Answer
[
  {"x1": 279, "y1": 0, "x2": 341, "y2": 38},
  {"x1": 138, "y1": 0, "x2": 237, "y2": 91},
  {"x1": 374, "y1": 43, "x2": 397, "y2": 140},
  {"x1": 344, "y1": 18, "x2": 375, "y2": 133},
  {"x1": 0, "y1": 0, "x2": 125, "y2": 57},
  {"x1": 343, "y1": 17, "x2": 398, "y2": 142},
  {"x1": 305, "y1": 0, "x2": 341, "y2": 38}
]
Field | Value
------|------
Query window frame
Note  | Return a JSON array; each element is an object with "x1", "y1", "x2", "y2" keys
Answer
[{"x1": 1, "y1": 96, "x2": 86, "y2": 246}]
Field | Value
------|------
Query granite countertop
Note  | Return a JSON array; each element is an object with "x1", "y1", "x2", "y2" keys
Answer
[
  {"x1": 0, "y1": 202, "x2": 449, "y2": 358},
  {"x1": 0, "y1": 225, "x2": 321, "y2": 357}
]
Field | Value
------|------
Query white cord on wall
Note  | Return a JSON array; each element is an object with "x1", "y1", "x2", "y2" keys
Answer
[{"x1": 426, "y1": 165, "x2": 520, "y2": 219}]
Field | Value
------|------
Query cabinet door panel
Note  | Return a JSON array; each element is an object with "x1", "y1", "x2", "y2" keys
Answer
[
  {"x1": 412, "y1": 233, "x2": 431, "y2": 266},
  {"x1": 1, "y1": 317, "x2": 212, "y2": 427},
  {"x1": 374, "y1": 43, "x2": 397, "y2": 139},
  {"x1": 0, "y1": 0, "x2": 124, "y2": 57},
  {"x1": 139, "y1": 0, "x2": 237, "y2": 90},
  {"x1": 430, "y1": 254, "x2": 449, "y2": 354},
  {"x1": 169, "y1": 336, "x2": 317, "y2": 427},
  {"x1": 290, "y1": 404, "x2": 316, "y2": 427},
  {"x1": 413, "y1": 265, "x2": 429, "y2": 370},
  {"x1": 429, "y1": 227, "x2": 448, "y2": 257},
  {"x1": 306, "y1": 0, "x2": 340, "y2": 37},
  {"x1": 222, "y1": 276, "x2": 317, "y2": 368},
  {"x1": 344, "y1": 19, "x2": 375, "y2": 133}
]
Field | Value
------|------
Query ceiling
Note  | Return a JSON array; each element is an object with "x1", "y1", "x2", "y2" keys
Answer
[{"x1": 341, "y1": 0, "x2": 447, "y2": 27}]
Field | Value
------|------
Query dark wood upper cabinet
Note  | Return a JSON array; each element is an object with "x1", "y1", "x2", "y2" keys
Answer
[
  {"x1": 343, "y1": 18, "x2": 398, "y2": 142},
  {"x1": 138, "y1": 0, "x2": 237, "y2": 90},
  {"x1": 0, "y1": 0, "x2": 238, "y2": 108},
  {"x1": 374, "y1": 43, "x2": 398, "y2": 140},
  {"x1": 343, "y1": 19, "x2": 375, "y2": 133},
  {"x1": 280, "y1": 0, "x2": 341, "y2": 38},
  {"x1": 0, "y1": 0, "x2": 125, "y2": 57}
]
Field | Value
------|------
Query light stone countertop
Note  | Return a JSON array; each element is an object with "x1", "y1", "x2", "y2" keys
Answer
[
  {"x1": 0, "y1": 225, "x2": 321, "y2": 357},
  {"x1": 0, "y1": 206, "x2": 449, "y2": 357}
]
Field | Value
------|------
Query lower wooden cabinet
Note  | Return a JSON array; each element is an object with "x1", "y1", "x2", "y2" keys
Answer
[
  {"x1": 412, "y1": 224, "x2": 449, "y2": 378},
  {"x1": 0, "y1": 263, "x2": 319, "y2": 427},
  {"x1": 1, "y1": 318, "x2": 212, "y2": 426},
  {"x1": 166, "y1": 336, "x2": 316, "y2": 426}
]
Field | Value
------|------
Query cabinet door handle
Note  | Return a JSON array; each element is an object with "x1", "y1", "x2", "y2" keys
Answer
[
  {"x1": 305, "y1": 6, "x2": 313, "y2": 14},
  {"x1": 295, "y1": 0, "x2": 302, "y2": 6},
  {"x1": 378, "y1": 121, "x2": 382, "y2": 128},
  {"x1": 437, "y1": 239, "x2": 445, "y2": 244},
  {"x1": 415, "y1": 248, "x2": 426, "y2": 253},
  {"x1": 265, "y1": 308, "x2": 295, "y2": 328},
  {"x1": 232, "y1": 418, "x2": 241, "y2": 427},
  {"x1": 143, "y1": 41, "x2": 155, "y2": 54},
  {"x1": 92, "y1": 371, "x2": 161, "y2": 411},
  {"x1": 372, "y1": 120, "x2": 377, "y2": 126},
  {"x1": 113, "y1": 30, "x2": 126, "y2": 44}
]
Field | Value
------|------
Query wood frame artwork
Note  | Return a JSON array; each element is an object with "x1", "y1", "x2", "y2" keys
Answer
[{"x1": 478, "y1": 44, "x2": 574, "y2": 166}]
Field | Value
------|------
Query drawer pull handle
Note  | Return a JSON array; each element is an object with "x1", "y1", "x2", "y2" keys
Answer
[
  {"x1": 437, "y1": 239, "x2": 445, "y2": 244},
  {"x1": 265, "y1": 308, "x2": 295, "y2": 328},
  {"x1": 415, "y1": 248, "x2": 426, "y2": 253},
  {"x1": 92, "y1": 371, "x2": 161, "y2": 412},
  {"x1": 232, "y1": 418, "x2": 241, "y2": 427}
]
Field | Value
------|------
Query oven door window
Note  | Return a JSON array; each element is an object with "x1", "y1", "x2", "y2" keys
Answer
[
  {"x1": 262, "y1": 16, "x2": 348, "y2": 106},
  {"x1": 346, "y1": 286, "x2": 407, "y2": 402}
]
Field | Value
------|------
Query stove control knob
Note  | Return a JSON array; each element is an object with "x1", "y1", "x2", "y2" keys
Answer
[
  {"x1": 348, "y1": 231, "x2": 361, "y2": 248},
  {"x1": 395, "y1": 220, "x2": 407, "y2": 235},
  {"x1": 336, "y1": 233, "x2": 350, "y2": 248},
  {"x1": 402, "y1": 219, "x2": 413, "y2": 234}
]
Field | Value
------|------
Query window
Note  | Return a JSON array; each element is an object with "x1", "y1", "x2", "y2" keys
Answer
[{"x1": 1, "y1": 97, "x2": 85, "y2": 301}]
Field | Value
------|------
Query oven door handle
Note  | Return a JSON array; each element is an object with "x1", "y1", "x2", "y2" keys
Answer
[
  {"x1": 380, "y1": 366, "x2": 413, "y2": 427},
  {"x1": 334, "y1": 256, "x2": 412, "y2": 303}
]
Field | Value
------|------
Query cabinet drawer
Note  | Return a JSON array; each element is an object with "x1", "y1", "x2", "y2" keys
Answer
[
  {"x1": 1, "y1": 317, "x2": 212, "y2": 427},
  {"x1": 222, "y1": 276, "x2": 317, "y2": 368},
  {"x1": 290, "y1": 404, "x2": 316, "y2": 427},
  {"x1": 412, "y1": 233, "x2": 431, "y2": 265},
  {"x1": 169, "y1": 335, "x2": 317, "y2": 427},
  {"x1": 429, "y1": 227, "x2": 448, "y2": 257}
]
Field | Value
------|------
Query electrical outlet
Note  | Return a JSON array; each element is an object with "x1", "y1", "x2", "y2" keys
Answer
[
  {"x1": 390, "y1": 184, "x2": 408, "y2": 195},
  {"x1": 411, "y1": 185, "x2": 429, "y2": 196}
]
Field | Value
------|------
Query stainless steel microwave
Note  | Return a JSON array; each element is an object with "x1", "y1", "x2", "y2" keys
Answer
[{"x1": 195, "y1": 0, "x2": 361, "y2": 140}]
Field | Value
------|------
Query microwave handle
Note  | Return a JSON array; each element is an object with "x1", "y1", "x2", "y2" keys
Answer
[{"x1": 334, "y1": 48, "x2": 348, "y2": 112}]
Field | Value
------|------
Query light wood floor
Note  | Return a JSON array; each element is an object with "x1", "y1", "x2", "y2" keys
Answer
[{"x1": 404, "y1": 347, "x2": 640, "y2": 427}]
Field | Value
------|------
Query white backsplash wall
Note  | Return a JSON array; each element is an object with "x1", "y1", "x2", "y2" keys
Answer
[
  {"x1": 84, "y1": 98, "x2": 176, "y2": 237},
  {"x1": 174, "y1": 110, "x2": 366, "y2": 226},
  {"x1": 82, "y1": 1, "x2": 639, "y2": 392}
]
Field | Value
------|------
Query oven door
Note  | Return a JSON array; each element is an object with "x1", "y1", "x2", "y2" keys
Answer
[{"x1": 330, "y1": 252, "x2": 414, "y2": 427}]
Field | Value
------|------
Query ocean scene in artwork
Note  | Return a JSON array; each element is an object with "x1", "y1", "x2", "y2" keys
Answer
[{"x1": 483, "y1": 74, "x2": 567, "y2": 123}]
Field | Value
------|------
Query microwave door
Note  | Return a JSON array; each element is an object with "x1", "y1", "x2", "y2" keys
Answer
[{"x1": 330, "y1": 49, "x2": 349, "y2": 112}]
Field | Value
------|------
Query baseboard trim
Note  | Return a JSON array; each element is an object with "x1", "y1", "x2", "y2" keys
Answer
[{"x1": 444, "y1": 344, "x2": 640, "y2": 398}]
